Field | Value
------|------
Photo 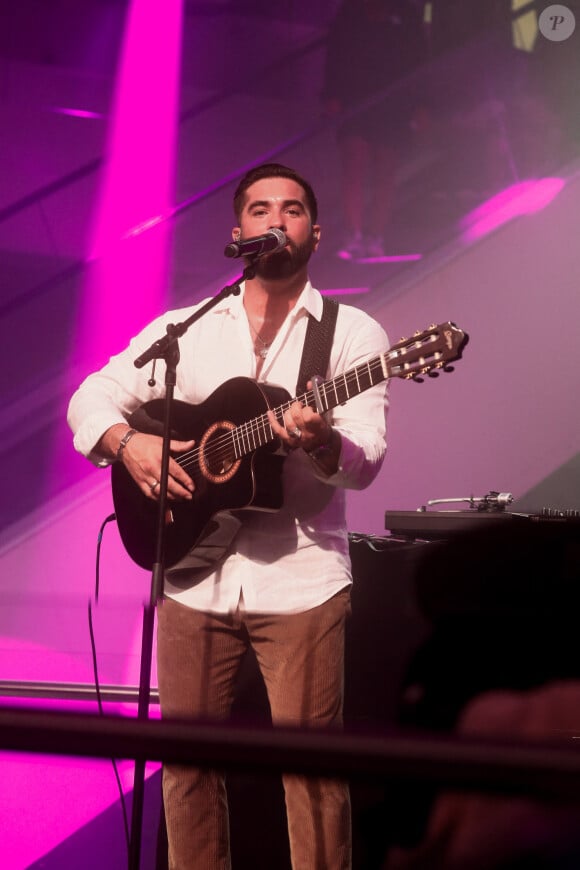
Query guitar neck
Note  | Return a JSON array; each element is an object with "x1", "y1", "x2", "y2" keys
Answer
[
  {"x1": 235, "y1": 353, "x2": 388, "y2": 458},
  {"x1": 232, "y1": 320, "x2": 467, "y2": 459},
  {"x1": 296, "y1": 353, "x2": 387, "y2": 417}
]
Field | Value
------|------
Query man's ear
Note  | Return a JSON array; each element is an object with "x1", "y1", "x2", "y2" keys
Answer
[
  {"x1": 312, "y1": 225, "x2": 321, "y2": 250},
  {"x1": 232, "y1": 228, "x2": 241, "y2": 241}
]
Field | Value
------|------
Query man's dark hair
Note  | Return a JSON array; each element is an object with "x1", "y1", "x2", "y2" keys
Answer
[{"x1": 233, "y1": 163, "x2": 318, "y2": 224}]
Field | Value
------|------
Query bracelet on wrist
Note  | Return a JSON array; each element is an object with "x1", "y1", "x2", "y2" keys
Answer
[{"x1": 116, "y1": 427, "x2": 138, "y2": 461}]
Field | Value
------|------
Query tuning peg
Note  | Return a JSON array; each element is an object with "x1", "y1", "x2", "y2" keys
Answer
[
  {"x1": 411, "y1": 374, "x2": 424, "y2": 383},
  {"x1": 443, "y1": 365, "x2": 455, "y2": 373},
  {"x1": 428, "y1": 370, "x2": 439, "y2": 378}
]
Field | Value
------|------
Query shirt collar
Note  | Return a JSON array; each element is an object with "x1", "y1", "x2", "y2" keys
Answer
[
  {"x1": 294, "y1": 280, "x2": 324, "y2": 321},
  {"x1": 215, "y1": 279, "x2": 323, "y2": 321}
]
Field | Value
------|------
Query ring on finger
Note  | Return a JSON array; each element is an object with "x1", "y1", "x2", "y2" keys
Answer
[
  {"x1": 291, "y1": 427, "x2": 302, "y2": 440},
  {"x1": 149, "y1": 479, "x2": 160, "y2": 493}
]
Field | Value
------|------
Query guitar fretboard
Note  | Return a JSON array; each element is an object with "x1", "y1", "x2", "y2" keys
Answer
[
  {"x1": 233, "y1": 353, "x2": 388, "y2": 458},
  {"x1": 178, "y1": 320, "x2": 467, "y2": 469}
]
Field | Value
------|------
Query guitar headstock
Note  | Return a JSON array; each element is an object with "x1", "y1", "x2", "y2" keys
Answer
[{"x1": 386, "y1": 321, "x2": 469, "y2": 382}]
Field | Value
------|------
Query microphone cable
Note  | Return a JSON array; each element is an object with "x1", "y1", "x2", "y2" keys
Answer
[{"x1": 87, "y1": 511, "x2": 131, "y2": 862}]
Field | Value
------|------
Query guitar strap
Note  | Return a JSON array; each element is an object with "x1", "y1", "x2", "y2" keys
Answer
[{"x1": 295, "y1": 296, "x2": 339, "y2": 395}]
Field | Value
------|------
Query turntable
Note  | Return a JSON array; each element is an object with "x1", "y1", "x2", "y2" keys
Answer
[{"x1": 384, "y1": 491, "x2": 580, "y2": 540}]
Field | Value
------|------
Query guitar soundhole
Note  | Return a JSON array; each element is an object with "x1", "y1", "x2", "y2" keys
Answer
[{"x1": 199, "y1": 420, "x2": 241, "y2": 485}]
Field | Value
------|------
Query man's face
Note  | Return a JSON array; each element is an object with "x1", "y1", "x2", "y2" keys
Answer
[{"x1": 233, "y1": 176, "x2": 320, "y2": 280}]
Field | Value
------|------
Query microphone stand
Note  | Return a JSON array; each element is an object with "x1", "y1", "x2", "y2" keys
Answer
[{"x1": 128, "y1": 267, "x2": 252, "y2": 870}]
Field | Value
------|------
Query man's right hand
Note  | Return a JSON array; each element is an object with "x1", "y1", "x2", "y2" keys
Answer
[{"x1": 99, "y1": 424, "x2": 195, "y2": 501}]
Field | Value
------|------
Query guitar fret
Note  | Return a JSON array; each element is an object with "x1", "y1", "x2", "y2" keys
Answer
[
  {"x1": 249, "y1": 420, "x2": 259, "y2": 451},
  {"x1": 336, "y1": 373, "x2": 348, "y2": 405},
  {"x1": 232, "y1": 427, "x2": 243, "y2": 459},
  {"x1": 243, "y1": 423, "x2": 252, "y2": 452},
  {"x1": 323, "y1": 382, "x2": 333, "y2": 407},
  {"x1": 231, "y1": 326, "x2": 465, "y2": 456},
  {"x1": 257, "y1": 414, "x2": 268, "y2": 447},
  {"x1": 246, "y1": 422, "x2": 256, "y2": 452},
  {"x1": 380, "y1": 352, "x2": 388, "y2": 380},
  {"x1": 238, "y1": 423, "x2": 248, "y2": 456},
  {"x1": 344, "y1": 374, "x2": 351, "y2": 399},
  {"x1": 362, "y1": 361, "x2": 374, "y2": 391}
]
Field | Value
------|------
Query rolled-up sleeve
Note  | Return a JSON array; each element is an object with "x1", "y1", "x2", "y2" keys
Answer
[{"x1": 67, "y1": 314, "x2": 172, "y2": 465}]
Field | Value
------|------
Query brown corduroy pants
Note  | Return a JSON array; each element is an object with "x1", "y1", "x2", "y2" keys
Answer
[{"x1": 156, "y1": 588, "x2": 352, "y2": 870}]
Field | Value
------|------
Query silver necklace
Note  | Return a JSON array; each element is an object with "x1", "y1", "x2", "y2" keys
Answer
[{"x1": 248, "y1": 319, "x2": 274, "y2": 359}]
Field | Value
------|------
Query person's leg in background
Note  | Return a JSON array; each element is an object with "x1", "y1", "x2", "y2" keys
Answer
[
  {"x1": 367, "y1": 141, "x2": 399, "y2": 257},
  {"x1": 337, "y1": 133, "x2": 370, "y2": 259}
]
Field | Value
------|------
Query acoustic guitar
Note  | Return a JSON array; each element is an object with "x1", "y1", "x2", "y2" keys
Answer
[{"x1": 111, "y1": 321, "x2": 468, "y2": 569}]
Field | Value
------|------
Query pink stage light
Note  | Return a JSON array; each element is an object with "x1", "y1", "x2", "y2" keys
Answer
[
  {"x1": 78, "y1": 0, "x2": 184, "y2": 369},
  {"x1": 46, "y1": 0, "x2": 184, "y2": 494},
  {"x1": 49, "y1": 107, "x2": 105, "y2": 120},
  {"x1": 0, "y1": 639, "x2": 161, "y2": 868},
  {"x1": 21, "y1": 2, "x2": 184, "y2": 864},
  {"x1": 337, "y1": 251, "x2": 423, "y2": 263},
  {"x1": 460, "y1": 177, "x2": 566, "y2": 242}
]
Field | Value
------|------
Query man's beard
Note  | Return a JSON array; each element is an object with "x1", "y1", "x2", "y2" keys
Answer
[{"x1": 250, "y1": 237, "x2": 314, "y2": 281}]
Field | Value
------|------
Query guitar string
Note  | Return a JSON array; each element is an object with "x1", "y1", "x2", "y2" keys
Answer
[
  {"x1": 159, "y1": 332, "x2": 456, "y2": 471},
  {"x1": 173, "y1": 357, "x2": 388, "y2": 473},
  {"x1": 175, "y1": 392, "x2": 311, "y2": 472},
  {"x1": 137, "y1": 330, "x2": 453, "y2": 479},
  {"x1": 176, "y1": 357, "x2": 387, "y2": 470}
]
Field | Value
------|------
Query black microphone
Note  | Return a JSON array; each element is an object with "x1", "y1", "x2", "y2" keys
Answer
[{"x1": 224, "y1": 228, "x2": 287, "y2": 259}]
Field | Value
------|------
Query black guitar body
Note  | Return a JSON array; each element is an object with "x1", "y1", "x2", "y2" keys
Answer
[{"x1": 111, "y1": 377, "x2": 290, "y2": 570}]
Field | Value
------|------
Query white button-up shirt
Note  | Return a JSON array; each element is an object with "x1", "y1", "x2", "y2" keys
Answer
[{"x1": 68, "y1": 281, "x2": 389, "y2": 614}]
